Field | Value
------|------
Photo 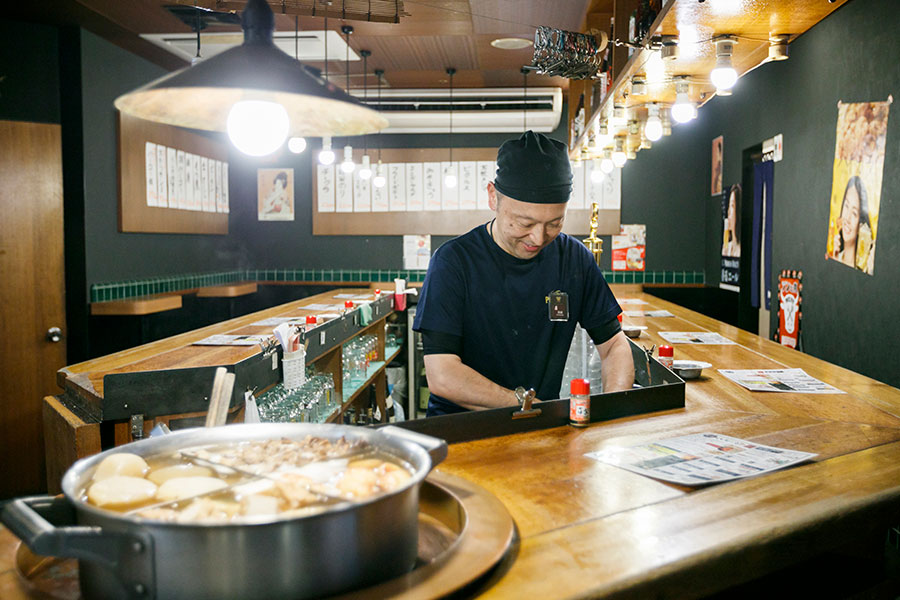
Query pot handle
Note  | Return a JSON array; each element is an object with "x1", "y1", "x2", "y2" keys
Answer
[
  {"x1": 380, "y1": 426, "x2": 448, "y2": 468},
  {"x1": 1, "y1": 496, "x2": 153, "y2": 576}
]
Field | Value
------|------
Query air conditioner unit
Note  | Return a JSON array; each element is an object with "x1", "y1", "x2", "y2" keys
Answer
[{"x1": 349, "y1": 87, "x2": 563, "y2": 134}]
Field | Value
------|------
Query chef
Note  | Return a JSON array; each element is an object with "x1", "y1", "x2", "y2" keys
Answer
[{"x1": 413, "y1": 131, "x2": 634, "y2": 416}]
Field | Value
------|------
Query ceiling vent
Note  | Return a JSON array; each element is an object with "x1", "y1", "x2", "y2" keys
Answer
[{"x1": 350, "y1": 87, "x2": 563, "y2": 134}]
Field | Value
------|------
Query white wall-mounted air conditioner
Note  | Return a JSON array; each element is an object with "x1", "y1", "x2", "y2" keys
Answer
[{"x1": 350, "y1": 87, "x2": 563, "y2": 134}]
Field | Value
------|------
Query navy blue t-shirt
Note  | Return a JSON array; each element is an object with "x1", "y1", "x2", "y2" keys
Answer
[{"x1": 413, "y1": 223, "x2": 621, "y2": 415}]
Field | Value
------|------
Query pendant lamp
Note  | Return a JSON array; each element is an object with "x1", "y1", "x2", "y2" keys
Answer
[
  {"x1": 287, "y1": 16, "x2": 307, "y2": 154},
  {"x1": 358, "y1": 49, "x2": 372, "y2": 179},
  {"x1": 372, "y1": 69, "x2": 387, "y2": 188},
  {"x1": 114, "y1": 0, "x2": 386, "y2": 155},
  {"x1": 339, "y1": 25, "x2": 355, "y2": 173}
]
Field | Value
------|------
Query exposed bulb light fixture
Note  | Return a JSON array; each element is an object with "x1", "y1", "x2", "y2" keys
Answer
[
  {"x1": 590, "y1": 158, "x2": 605, "y2": 183},
  {"x1": 372, "y1": 161, "x2": 386, "y2": 188},
  {"x1": 359, "y1": 154, "x2": 372, "y2": 179},
  {"x1": 114, "y1": 0, "x2": 385, "y2": 155},
  {"x1": 612, "y1": 104, "x2": 627, "y2": 130},
  {"x1": 631, "y1": 76, "x2": 646, "y2": 96},
  {"x1": 710, "y1": 36, "x2": 738, "y2": 91},
  {"x1": 444, "y1": 67, "x2": 457, "y2": 188},
  {"x1": 660, "y1": 35, "x2": 679, "y2": 60},
  {"x1": 288, "y1": 136, "x2": 307, "y2": 153},
  {"x1": 318, "y1": 135, "x2": 335, "y2": 165},
  {"x1": 600, "y1": 150, "x2": 614, "y2": 174},
  {"x1": 359, "y1": 49, "x2": 372, "y2": 179},
  {"x1": 768, "y1": 34, "x2": 790, "y2": 61},
  {"x1": 645, "y1": 103, "x2": 663, "y2": 141},
  {"x1": 612, "y1": 139, "x2": 627, "y2": 168},
  {"x1": 226, "y1": 100, "x2": 289, "y2": 156},
  {"x1": 671, "y1": 78, "x2": 696, "y2": 123},
  {"x1": 340, "y1": 145, "x2": 355, "y2": 173}
]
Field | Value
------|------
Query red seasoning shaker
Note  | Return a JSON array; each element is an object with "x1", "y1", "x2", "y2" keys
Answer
[
  {"x1": 344, "y1": 300, "x2": 354, "y2": 309},
  {"x1": 305, "y1": 315, "x2": 317, "y2": 329},
  {"x1": 658, "y1": 345, "x2": 674, "y2": 369},
  {"x1": 569, "y1": 378, "x2": 590, "y2": 428}
]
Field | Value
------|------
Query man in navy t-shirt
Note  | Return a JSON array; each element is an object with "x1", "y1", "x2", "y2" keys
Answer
[{"x1": 413, "y1": 131, "x2": 634, "y2": 416}]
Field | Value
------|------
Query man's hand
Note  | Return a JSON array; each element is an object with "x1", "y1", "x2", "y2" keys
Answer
[
  {"x1": 597, "y1": 331, "x2": 634, "y2": 393},
  {"x1": 423, "y1": 354, "x2": 524, "y2": 410}
]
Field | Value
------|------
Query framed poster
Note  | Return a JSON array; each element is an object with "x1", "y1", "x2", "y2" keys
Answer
[
  {"x1": 720, "y1": 184, "x2": 741, "y2": 291},
  {"x1": 257, "y1": 168, "x2": 294, "y2": 221}
]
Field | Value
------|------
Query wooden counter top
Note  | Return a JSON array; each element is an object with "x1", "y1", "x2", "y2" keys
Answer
[{"x1": 431, "y1": 284, "x2": 900, "y2": 597}]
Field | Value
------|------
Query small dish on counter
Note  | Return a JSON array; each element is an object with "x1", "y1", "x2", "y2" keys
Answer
[
  {"x1": 622, "y1": 325, "x2": 648, "y2": 339},
  {"x1": 672, "y1": 360, "x2": 712, "y2": 379}
]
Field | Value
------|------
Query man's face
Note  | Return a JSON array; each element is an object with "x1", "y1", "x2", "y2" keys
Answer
[{"x1": 487, "y1": 182, "x2": 567, "y2": 259}]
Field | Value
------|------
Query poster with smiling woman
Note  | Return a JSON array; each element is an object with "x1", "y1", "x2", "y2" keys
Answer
[
  {"x1": 825, "y1": 99, "x2": 891, "y2": 275},
  {"x1": 258, "y1": 168, "x2": 294, "y2": 221}
]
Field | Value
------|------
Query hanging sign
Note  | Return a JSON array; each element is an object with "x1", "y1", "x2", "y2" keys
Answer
[{"x1": 776, "y1": 270, "x2": 802, "y2": 349}]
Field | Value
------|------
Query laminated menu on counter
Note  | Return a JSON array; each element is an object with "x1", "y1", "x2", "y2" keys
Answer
[
  {"x1": 586, "y1": 432, "x2": 817, "y2": 486},
  {"x1": 658, "y1": 332, "x2": 736, "y2": 345},
  {"x1": 718, "y1": 369, "x2": 846, "y2": 394},
  {"x1": 624, "y1": 310, "x2": 674, "y2": 318},
  {"x1": 193, "y1": 334, "x2": 270, "y2": 346}
]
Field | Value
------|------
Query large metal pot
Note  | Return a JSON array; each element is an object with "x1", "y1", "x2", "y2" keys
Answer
[{"x1": 1, "y1": 423, "x2": 447, "y2": 600}]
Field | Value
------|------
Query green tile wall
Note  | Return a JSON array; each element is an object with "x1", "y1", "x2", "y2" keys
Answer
[{"x1": 90, "y1": 269, "x2": 704, "y2": 303}]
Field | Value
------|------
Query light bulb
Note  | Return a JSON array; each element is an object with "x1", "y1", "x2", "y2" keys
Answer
[
  {"x1": 444, "y1": 173, "x2": 457, "y2": 188},
  {"x1": 710, "y1": 37, "x2": 738, "y2": 91},
  {"x1": 358, "y1": 155, "x2": 372, "y2": 180},
  {"x1": 318, "y1": 136, "x2": 335, "y2": 165},
  {"x1": 612, "y1": 140, "x2": 627, "y2": 168},
  {"x1": 372, "y1": 163, "x2": 386, "y2": 188},
  {"x1": 600, "y1": 155, "x2": 614, "y2": 173},
  {"x1": 226, "y1": 100, "x2": 289, "y2": 157},
  {"x1": 645, "y1": 104, "x2": 663, "y2": 141},
  {"x1": 288, "y1": 136, "x2": 307, "y2": 154},
  {"x1": 340, "y1": 145, "x2": 355, "y2": 173},
  {"x1": 671, "y1": 80, "x2": 695, "y2": 123},
  {"x1": 590, "y1": 159, "x2": 604, "y2": 183}
]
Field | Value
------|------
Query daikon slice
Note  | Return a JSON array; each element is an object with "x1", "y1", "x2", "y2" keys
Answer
[
  {"x1": 92, "y1": 453, "x2": 149, "y2": 481},
  {"x1": 147, "y1": 464, "x2": 213, "y2": 485},
  {"x1": 87, "y1": 476, "x2": 157, "y2": 507},
  {"x1": 156, "y1": 476, "x2": 228, "y2": 501}
]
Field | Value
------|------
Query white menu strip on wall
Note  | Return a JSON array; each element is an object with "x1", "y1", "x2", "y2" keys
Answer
[
  {"x1": 166, "y1": 147, "x2": 177, "y2": 208},
  {"x1": 389, "y1": 163, "x2": 406, "y2": 211},
  {"x1": 603, "y1": 168, "x2": 622, "y2": 210},
  {"x1": 184, "y1": 152, "x2": 194, "y2": 210},
  {"x1": 570, "y1": 161, "x2": 585, "y2": 209},
  {"x1": 372, "y1": 174, "x2": 388, "y2": 212},
  {"x1": 175, "y1": 150, "x2": 186, "y2": 209},
  {"x1": 156, "y1": 145, "x2": 168, "y2": 207},
  {"x1": 584, "y1": 161, "x2": 601, "y2": 210},
  {"x1": 215, "y1": 161, "x2": 223, "y2": 212},
  {"x1": 335, "y1": 168, "x2": 353, "y2": 212},
  {"x1": 200, "y1": 157, "x2": 210, "y2": 212},
  {"x1": 459, "y1": 161, "x2": 477, "y2": 210},
  {"x1": 208, "y1": 159, "x2": 217, "y2": 212},
  {"x1": 406, "y1": 163, "x2": 423, "y2": 211},
  {"x1": 423, "y1": 162, "x2": 441, "y2": 211},
  {"x1": 354, "y1": 171, "x2": 372, "y2": 212},
  {"x1": 476, "y1": 161, "x2": 493, "y2": 209},
  {"x1": 441, "y1": 162, "x2": 459, "y2": 210},
  {"x1": 145, "y1": 142, "x2": 157, "y2": 207},
  {"x1": 222, "y1": 162, "x2": 229, "y2": 213},
  {"x1": 191, "y1": 155, "x2": 201, "y2": 211},
  {"x1": 316, "y1": 164, "x2": 335, "y2": 212}
]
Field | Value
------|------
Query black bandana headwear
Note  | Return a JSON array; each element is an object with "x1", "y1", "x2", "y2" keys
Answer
[{"x1": 493, "y1": 130, "x2": 572, "y2": 204}]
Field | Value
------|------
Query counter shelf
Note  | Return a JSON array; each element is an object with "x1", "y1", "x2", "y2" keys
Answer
[{"x1": 390, "y1": 339, "x2": 684, "y2": 444}]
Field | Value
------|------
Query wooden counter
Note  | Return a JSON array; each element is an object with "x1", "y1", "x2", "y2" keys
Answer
[
  {"x1": 433, "y1": 284, "x2": 900, "y2": 597},
  {"x1": 6, "y1": 284, "x2": 900, "y2": 598}
]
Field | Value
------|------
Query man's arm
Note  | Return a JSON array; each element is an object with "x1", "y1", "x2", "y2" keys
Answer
[
  {"x1": 423, "y1": 354, "x2": 522, "y2": 410},
  {"x1": 596, "y1": 331, "x2": 634, "y2": 393}
]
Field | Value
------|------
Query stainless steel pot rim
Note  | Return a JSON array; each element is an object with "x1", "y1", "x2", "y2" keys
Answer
[{"x1": 63, "y1": 423, "x2": 434, "y2": 528}]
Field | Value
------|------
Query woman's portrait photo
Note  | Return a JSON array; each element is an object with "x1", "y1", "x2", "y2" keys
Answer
[
  {"x1": 722, "y1": 184, "x2": 741, "y2": 258},
  {"x1": 825, "y1": 100, "x2": 888, "y2": 275},
  {"x1": 258, "y1": 168, "x2": 294, "y2": 221}
]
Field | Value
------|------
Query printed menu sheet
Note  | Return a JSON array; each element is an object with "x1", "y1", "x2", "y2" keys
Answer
[
  {"x1": 251, "y1": 317, "x2": 305, "y2": 327},
  {"x1": 624, "y1": 310, "x2": 674, "y2": 318},
  {"x1": 193, "y1": 334, "x2": 269, "y2": 346},
  {"x1": 618, "y1": 298, "x2": 648, "y2": 305},
  {"x1": 586, "y1": 432, "x2": 817, "y2": 486},
  {"x1": 718, "y1": 369, "x2": 846, "y2": 394},
  {"x1": 658, "y1": 332, "x2": 736, "y2": 345}
]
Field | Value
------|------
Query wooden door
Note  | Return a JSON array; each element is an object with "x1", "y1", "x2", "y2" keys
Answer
[{"x1": 0, "y1": 120, "x2": 67, "y2": 498}]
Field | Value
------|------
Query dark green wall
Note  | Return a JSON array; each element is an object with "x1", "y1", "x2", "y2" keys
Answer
[
  {"x1": 0, "y1": 20, "x2": 60, "y2": 124},
  {"x1": 621, "y1": 0, "x2": 899, "y2": 387}
]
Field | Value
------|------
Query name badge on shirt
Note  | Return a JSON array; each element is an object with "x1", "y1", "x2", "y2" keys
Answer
[{"x1": 547, "y1": 290, "x2": 569, "y2": 322}]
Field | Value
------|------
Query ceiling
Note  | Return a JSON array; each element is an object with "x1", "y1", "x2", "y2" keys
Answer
[{"x1": 9, "y1": 0, "x2": 619, "y2": 92}]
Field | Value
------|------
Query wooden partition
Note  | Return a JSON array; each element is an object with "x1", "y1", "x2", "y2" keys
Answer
[{"x1": 117, "y1": 113, "x2": 229, "y2": 234}]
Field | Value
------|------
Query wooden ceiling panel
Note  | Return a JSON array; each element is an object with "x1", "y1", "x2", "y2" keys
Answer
[
  {"x1": 352, "y1": 35, "x2": 479, "y2": 72},
  {"x1": 469, "y1": 0, "x2": 592, "y2": 35},
  {"x1": 379, "y1": 68, "x2": 485, "y2": 89},
  {"x1": 479, "y1": 69, "x2": 567, "y2": 90}
]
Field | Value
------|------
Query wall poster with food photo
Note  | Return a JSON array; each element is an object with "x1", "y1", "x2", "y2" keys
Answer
[
  {"x1": 825, "y1": 98, "x2": 891, "y2": 275},
  {"x1": 258, "y1": 168, "x2": 295, "y2": 221},
  {"x1": 611, "y1": 224, "x2": 646, "y2": 271}
]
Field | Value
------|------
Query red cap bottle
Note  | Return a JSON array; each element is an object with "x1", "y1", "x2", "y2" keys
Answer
[
  {"x1": 569, "y1": 378, "x2": 590, "y2": 427},
  {"x1": 658, "y1": 345, "x2": 674, "y2": 369},
  {"x1": 305, "y1": 315, "x2": 317, "y2": 325},
  {"x1": 344, "y1": 300, "x2": 354, "y2": 309},
  {"x1": 570, "y1": 378, "x2": 590, "y2": 396}
]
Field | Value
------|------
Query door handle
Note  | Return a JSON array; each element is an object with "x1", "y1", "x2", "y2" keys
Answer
[{"x1": 47, "y1": 327, "x2": 63, "y2": 343}]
